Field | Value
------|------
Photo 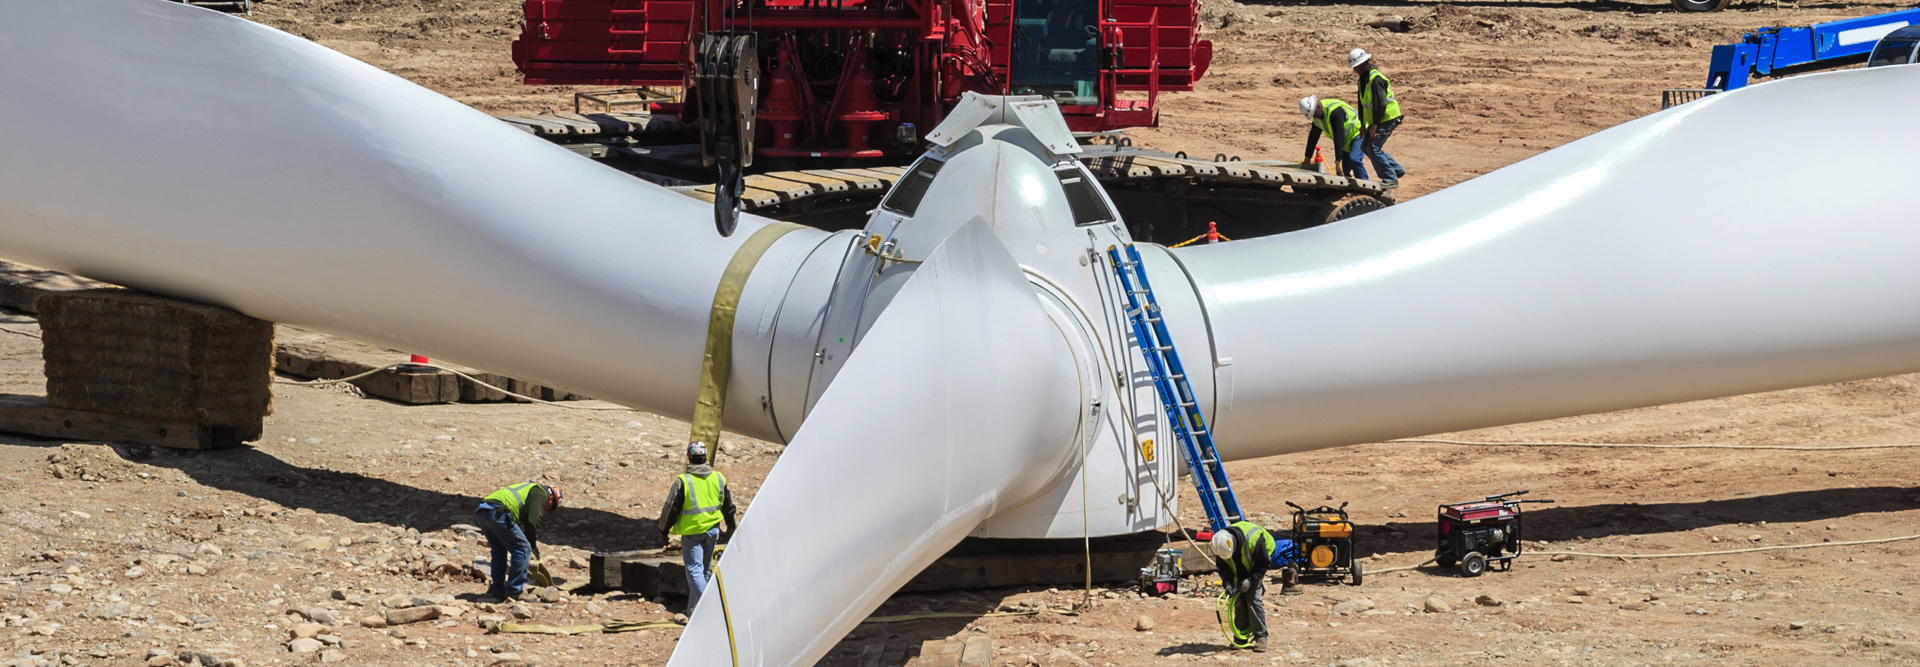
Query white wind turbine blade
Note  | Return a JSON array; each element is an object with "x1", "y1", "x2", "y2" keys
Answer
[
  {"x1": 1169, "y1": 65, "x2": 1920, "y2": 460},
  {"x1": 0, "y1": 0, "x2": 833, "y2": 431},
  {"x1": 667, "y1": 219, "x2": 1083, "y2": 667}
]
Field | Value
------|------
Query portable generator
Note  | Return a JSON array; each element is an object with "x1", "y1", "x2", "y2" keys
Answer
[
  {"x1": 1435, "y1": 490, "x2": 1554, "y2": 577},
  {"x1": 1138, "y1": 547, "x2": 1183, "y2": 596},
  {"x1": 1286, "y1": 501, "x2": 1362, "y2": 586}
]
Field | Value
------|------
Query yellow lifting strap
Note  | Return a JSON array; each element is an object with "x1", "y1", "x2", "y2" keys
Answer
[{"x1": 690, "y1": 222, "x2": 805, "y2": 454}]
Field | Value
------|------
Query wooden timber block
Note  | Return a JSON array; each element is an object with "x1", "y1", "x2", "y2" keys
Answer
[
  {"x1": 916, "y1": 639, "x2": 961, "y2": 667},
  {"x1": 589, "y1": 549, "x2": 656, "y2": 589},
  {"x1": 39, "y1": 289, "x2": 274, "y2": 429},
  {"x1": 959, "y1": 635, "x2": 991, "y2": 667},
  {"x1": 899, "y1": 533, "x2": 1166, "y2": 593},
  {"x1": 0, "y1": 394, "x2": 254, "y2": 450},
  {"x1": 617, "y1": 556, "x2": 689, "y2": 597}
]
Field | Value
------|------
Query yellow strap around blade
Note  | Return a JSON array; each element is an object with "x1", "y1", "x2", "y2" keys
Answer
[{"x1": 691, "y1": 222, "x2": 804, "y2": 452}]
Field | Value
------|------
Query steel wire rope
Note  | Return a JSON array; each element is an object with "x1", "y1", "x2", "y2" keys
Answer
[{"x1": 275, "y1": 363, "x2": 637, "y2": 412}]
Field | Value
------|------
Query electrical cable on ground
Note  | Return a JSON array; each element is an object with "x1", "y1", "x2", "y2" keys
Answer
[
  {"x1": 1392, "y1": 438, "x2": 1920, "y2": 451},
  {"x1": 0, "y1": 325, "x2": 42, "y2": 339}
]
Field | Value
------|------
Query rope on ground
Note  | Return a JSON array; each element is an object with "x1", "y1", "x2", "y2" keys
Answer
[
  {"x1": 1392, "y1": 438, "x2": 1920, "y2": 451},
  {"x1": 275, "y1": 362, "x2": 635, "y2": 412},
  {"x1": 0, "y1": 325, "x2": 41, "y2": 339}
]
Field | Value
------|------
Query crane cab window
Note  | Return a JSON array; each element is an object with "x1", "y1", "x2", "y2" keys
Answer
[
  {"x1": 1056, "y1": 168, "x2": 1114, "y2": 225},
  {"x1": 881, "y1": 158, "x2": 944, "y2": 216},
  {"x1": 1010, "y1": 0, "x2": 1100, "y2": 106}
]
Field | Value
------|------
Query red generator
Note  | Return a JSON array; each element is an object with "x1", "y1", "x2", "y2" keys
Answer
[
  {"x1": 1435, "y1": 490, "x2": 1554, "y2": 577},
  {"x1": 511, "y1": 0, "x2": 1212, "y2": 162}
]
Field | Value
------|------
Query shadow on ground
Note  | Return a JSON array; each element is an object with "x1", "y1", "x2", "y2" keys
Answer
[
  {"x1": 1353, "y1": 485, "x2": 1920, "y2": 560},
  {"x1": 0, "y1": 434, "x2": 669, "y2": 554}
]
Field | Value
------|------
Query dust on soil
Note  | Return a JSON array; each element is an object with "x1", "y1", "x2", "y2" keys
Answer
[{"x1": 7, "y1": 0, "x2": 1920, "y2": 665}]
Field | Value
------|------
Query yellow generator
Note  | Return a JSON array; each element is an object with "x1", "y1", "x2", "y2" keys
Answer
[{"x1": 1286, "y1": 501, "x2": 1362, "y2": 586}]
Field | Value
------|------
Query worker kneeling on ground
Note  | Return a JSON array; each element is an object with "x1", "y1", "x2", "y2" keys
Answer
[
  {"x1": 1211, "y1": 521, "x2": 1298, "y2": 653},
  {"x1": 1299, "y1": 95, "x2": 1368, "y2": 181},
  {"x1": 1350, "y1": 48, "x2": 1407, "y2": 189},
  {"x1": 476, "y1": 481, "x2": 562, "y2": 602},
  {"x1": 656, "y1": 441, "x2": 737, "y2": 613}
]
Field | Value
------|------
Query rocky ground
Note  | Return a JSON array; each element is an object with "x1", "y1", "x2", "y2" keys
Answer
[{"x1": 6, "y1": 0, "x2": 1920, "y2": 665}]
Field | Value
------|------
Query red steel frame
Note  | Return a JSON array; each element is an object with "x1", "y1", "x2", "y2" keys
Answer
[{"x1": 512, "y1": 0, "x2": 1211, "y2": 157}]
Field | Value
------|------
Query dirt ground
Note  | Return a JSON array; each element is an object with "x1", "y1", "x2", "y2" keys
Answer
[{"x1": 6, "y1": 0, "x2": 1920, "y2": 665}]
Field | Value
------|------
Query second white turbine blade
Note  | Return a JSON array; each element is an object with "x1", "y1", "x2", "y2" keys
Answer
[{"x1": 666, "y1": 220, "x2": 1082, "y2": 666}]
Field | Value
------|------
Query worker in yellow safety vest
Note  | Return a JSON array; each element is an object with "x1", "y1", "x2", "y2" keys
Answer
[
  {"x1": 1210, "y1": 521, "x2": 1298, "y2": 653},
  {"x1": 655, "y1": 441, "x2": 738, "y2": 612},
  {"x1": 1350, "y1": 48, "x2": 1407, "y2": 188},
  {"x1": 1298, "y1": 95, "x2": 1369, "y2": 181},
  {"x1": 475, "y1": 481, "x2": 563, "y2": 602}
]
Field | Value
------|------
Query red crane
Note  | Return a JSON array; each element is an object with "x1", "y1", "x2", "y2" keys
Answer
[{"x1": 512, "y1": 0, "x2": 1213, "y2": 160}]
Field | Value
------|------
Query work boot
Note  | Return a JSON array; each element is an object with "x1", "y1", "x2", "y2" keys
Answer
[
  {"x1": 1252, "y1": 637, "x2": 1269, "y2": 653},
  {"x1": 1381, "y1": 178, "x2": 1400, "y2": 189}
]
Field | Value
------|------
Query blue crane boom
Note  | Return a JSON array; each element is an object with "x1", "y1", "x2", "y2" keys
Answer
[{"x1": 1706, "y1": 7, "x2": 1920, "y2": 90}]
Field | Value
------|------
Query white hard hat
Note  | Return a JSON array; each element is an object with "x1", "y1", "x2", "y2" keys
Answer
[
  {"x1": 688, "y1": 441, "x2": 708, "y2": 458},
  {"x1": 1298, "y1": 95, "x2": 1318, "y2": 118},
  {"x1": 1349, "y1": 48, "x2": 1373, "y2": 68},
  {"x1": 1209, "y1": 531, "x2": 1236, "y2": 559}
]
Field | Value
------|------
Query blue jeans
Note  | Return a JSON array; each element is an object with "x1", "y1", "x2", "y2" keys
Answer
[
  {"x1": 476, "y1": 503, "x2": 530, "y2": 598},
  {"x1": 1338, "y1": 141, "x2": 1369, "y2": 181},
  {"x1": 681, "y1": 527, "x2": 721, "y2": 611},
  {"x1": 1363, "y1": 117, "x2": 1405, "y2": 180}
]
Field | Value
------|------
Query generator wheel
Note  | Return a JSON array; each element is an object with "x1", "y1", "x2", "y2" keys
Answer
[
  {"x1": 1349, "y1": 560, "x2": 1364, "y2": 586},
  {"x1": 1435, "y1": 551, "x2": 1457, "y2": 569},
  {"x1": 1319, "y1": 195, "x2": 1388, "y2": 226},
  {"x1": 1459, "y1": 551, "x2": 1488, "y2": 577}
]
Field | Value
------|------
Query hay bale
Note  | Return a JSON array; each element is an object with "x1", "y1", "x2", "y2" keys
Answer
[{"x1": 38, "y1": 289, "x2": 273, "y2": 427}]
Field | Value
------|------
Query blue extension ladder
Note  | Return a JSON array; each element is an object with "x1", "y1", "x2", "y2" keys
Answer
[{"x1": 1107, "y1": 244, "x2": 1243, "y2": 532}]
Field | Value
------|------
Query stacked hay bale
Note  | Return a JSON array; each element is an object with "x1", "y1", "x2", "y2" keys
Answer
[{"x1": 37, "y1": 289, "x2": 273, "y2": 447}]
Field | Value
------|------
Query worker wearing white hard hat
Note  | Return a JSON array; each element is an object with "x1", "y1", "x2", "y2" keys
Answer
[
  {"x1": 1208, "y1": 520, "x2": 1299, "y2": 653},
  {"x1": 1349, "y1": 47, "x2": 1407, "y2": 188},
  {"x1": 1299, "y1": 95, "x2": 1369, "y2": 181},
  {"x1": 655, "y1": 440, "x2": 738, "y2": 612}
]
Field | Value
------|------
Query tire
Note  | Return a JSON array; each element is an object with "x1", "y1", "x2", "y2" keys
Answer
[
  {"x1": 1320, "y1": 195, "x2": 1389, "y2": 226},
  {"x1": 1435, "y1": 550, "x2": 1457, "y2": 569},
  {"x1": 1349, "y1": 560, "x2": 1364, "y2": 586},
  {"x1": 1670, "y1": 0, "x2": 1730, "y2": 12},
  {"x1": 1459, "y1": 551, "x2": 1488, "y2": 578}
]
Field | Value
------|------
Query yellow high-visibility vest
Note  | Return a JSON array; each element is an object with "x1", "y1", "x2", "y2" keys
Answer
[
  {"x1": 1315, "y1": 99, "x2": 1362, "y2": 153},
  {"x1": 670, "y1": 472, "x2": 728, "y2": 536},
  {"x1": 1358, "y1": 69, "x2": 1403, "y2": 126},
  {"x1": 484, "y1": 482, "x2": 540, "y2": 521}
]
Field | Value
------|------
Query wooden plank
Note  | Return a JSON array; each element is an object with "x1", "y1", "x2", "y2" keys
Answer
[
  {"x1": 958, "y1": 636, "x2": 992, "y2": 667},
  {"x1": 916, "y1": 640, "x2": 960, "y2": 667},
  {"x1": 743, "y1": 174, "x2": 820, "y2": 201},
  {"x1": 759, "y1": 171, "x2": 849, "y2": 194},
  {"x1": 866, "y1": 165, "x2": 909, "y2": 176},
  {"x1": 0, "y1": 394, "x2": 240, "y2": 450},
  {"x1": 802, "y1": 169, "x2": 887, "y2": 191},
  {"x1": 590, "y1": 549, "x2": 656, "y2": 589}
]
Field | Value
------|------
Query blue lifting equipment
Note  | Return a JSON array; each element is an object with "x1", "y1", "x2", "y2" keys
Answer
[
  {"x1": 1107, "y1": 244, "x2": 1243, "y2": 532},
  {"x1": 1706, "y1": 7, "x2": 1920, "y2": 90}
]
